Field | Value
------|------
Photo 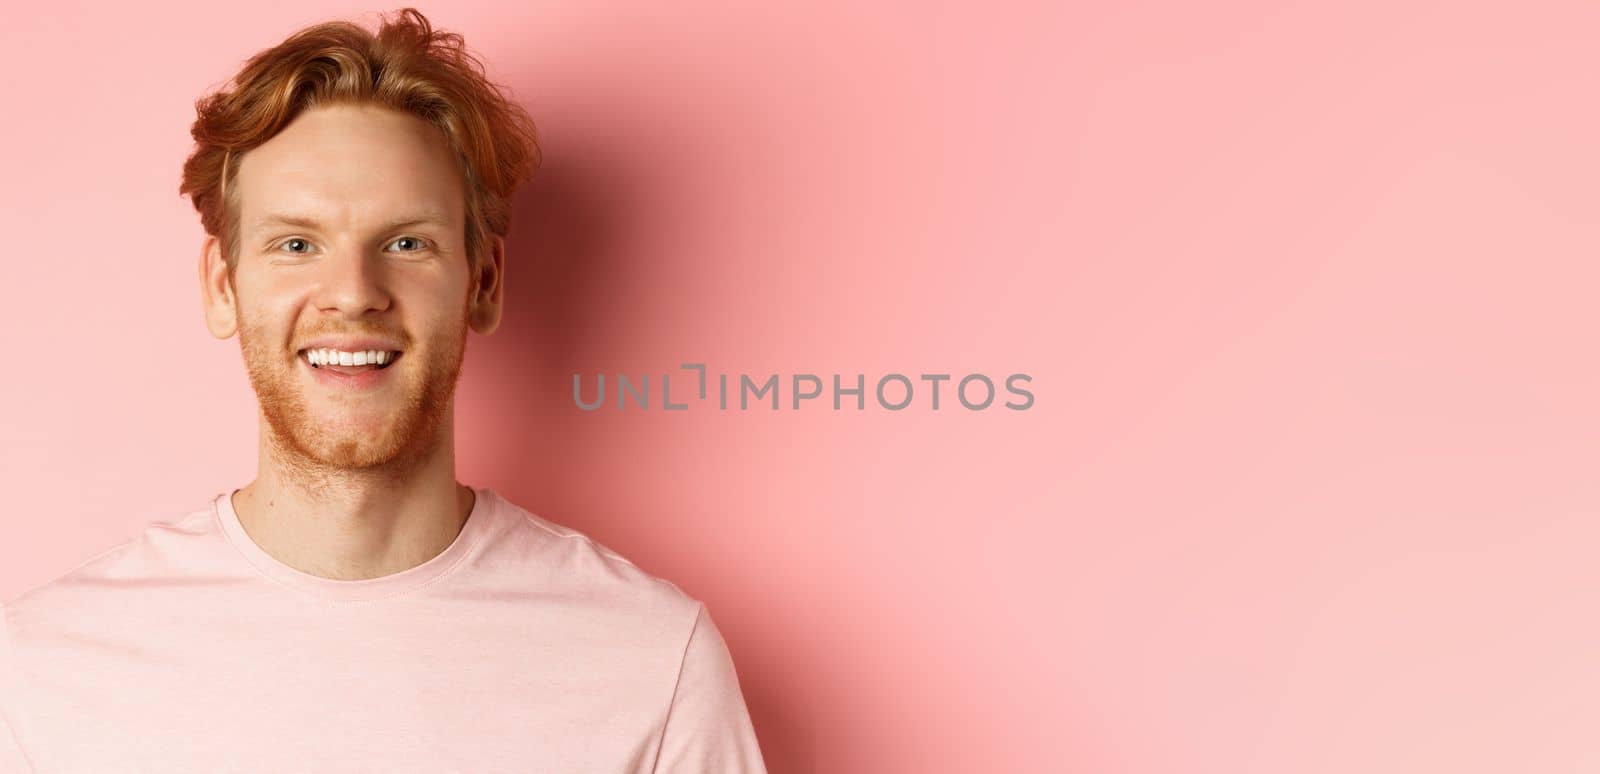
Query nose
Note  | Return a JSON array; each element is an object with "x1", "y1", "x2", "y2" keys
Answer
[{"x1": 311, "y1": 245, "x2": 393, "y2": 317}]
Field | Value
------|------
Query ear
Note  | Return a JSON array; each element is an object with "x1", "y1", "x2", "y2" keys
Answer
[
  {"x1": 468, "y1": 234, "x2": 506, "y2": 335},
  {"x1": 199, "y1": 235, "x2": 239, "y2": 339}
]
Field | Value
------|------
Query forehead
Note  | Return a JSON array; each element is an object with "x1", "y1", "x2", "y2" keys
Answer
[{"x1": 234, "y1": 103, "x2": 465, "y2": 232}]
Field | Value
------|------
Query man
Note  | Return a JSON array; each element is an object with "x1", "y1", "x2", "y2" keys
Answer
[{"x1": 0, "y1": 8, "x2": 767, "y2": 772}]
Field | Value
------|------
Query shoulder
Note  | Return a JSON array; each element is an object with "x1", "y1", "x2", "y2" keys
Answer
[
  {"x1": 1, "y1": 499, "x2": 218, "y2": 627},
  {"x1": 486, "y1": 490, "x2": 703, "y2": 619}
]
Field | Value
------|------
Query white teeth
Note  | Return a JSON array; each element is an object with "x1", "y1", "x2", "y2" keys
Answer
[{"x1": 304, "y1": 348, "x2": 398, "y2": 368}]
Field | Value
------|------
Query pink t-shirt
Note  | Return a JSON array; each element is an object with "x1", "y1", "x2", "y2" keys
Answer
[{"x1": 0, "y1": 487, "x2": 768, "y2": 773}]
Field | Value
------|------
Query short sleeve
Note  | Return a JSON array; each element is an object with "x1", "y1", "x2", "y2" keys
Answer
[
  {"x1": 0, "y1": 605, "x2": 33, "y2": 773},
  {"x1": 652, "y1": 602, "x2": 768, "y2": 774},
  {"x1": 0, "y1": 717, "x2": 25, "y2": 773}
]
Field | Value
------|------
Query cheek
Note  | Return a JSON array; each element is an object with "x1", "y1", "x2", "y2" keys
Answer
[
  {"x1": 234, "y1": 302, "x2": 301, "y2": 359},
  {"x1": 238, "y1": 303, "x2": 286, "y2": 336},
  {"x1": 233, "y1": 274, "x2": 302, "y2": 323},
  {"x1": 404, "y1": 279, "x2": 474, "y2": 327}
]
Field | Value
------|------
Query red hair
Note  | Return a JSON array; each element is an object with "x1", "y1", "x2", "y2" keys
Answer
[{"x1": 179, "y1": 7, "x2": 540, "y2": 275}]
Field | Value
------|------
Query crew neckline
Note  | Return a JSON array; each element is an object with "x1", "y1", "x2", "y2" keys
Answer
[{"x1": 214, "y1": 486, "x2": 498, "y2": 602}]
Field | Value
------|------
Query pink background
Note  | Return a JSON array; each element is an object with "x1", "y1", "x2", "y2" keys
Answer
[{"x1": 3, "y1": 2, "x2": 1599, "y2": 772}]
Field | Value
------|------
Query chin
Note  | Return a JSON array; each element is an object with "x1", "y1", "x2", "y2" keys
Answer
[{"x1": 303, "y1": 435, "x2": 409, "y2": 470}]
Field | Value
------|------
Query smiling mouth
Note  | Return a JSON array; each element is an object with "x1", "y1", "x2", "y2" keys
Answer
[{"x1": 298, "y1": 349, "x2": 403, "y2": 373}]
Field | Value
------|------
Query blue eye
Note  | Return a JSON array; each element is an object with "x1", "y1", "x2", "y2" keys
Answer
[
  {"x1": 279, "y1": 238, "x2": 313, "y2": 254},
  {"x1": 389, "y1": 236, "x2": 429, "y2": 252}
]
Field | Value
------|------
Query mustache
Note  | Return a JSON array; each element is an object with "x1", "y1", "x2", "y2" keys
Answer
[{"x1": 291, "y1": 328, "x2": 412, "y2": 347}]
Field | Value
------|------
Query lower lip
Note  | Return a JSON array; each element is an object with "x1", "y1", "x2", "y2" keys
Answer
[{"x1": 300, "y1": 352, "x2": 401, "y2": 390}]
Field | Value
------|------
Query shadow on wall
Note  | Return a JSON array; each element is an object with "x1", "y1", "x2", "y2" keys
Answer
[{"x1": 452, "y1": 66, "x2": 814, "y2": 773}]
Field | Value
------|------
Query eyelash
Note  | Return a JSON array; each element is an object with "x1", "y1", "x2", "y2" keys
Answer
[{"x1": 273, "y1": 236, "x2": 433, "y2": 255}]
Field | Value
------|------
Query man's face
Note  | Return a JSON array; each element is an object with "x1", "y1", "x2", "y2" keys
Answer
[{"x1": 218, "y1": 103, "x2": 479, "y2": 474}]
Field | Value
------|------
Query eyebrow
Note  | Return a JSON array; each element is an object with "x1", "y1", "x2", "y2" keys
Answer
[{"x1": 250, "y1": 211, "x2": 452, "y2": 233}]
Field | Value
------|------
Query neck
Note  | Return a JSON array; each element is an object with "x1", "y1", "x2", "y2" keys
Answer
[{"x1": 231, "y1": 412, "x2": 475, "y2": 582}]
